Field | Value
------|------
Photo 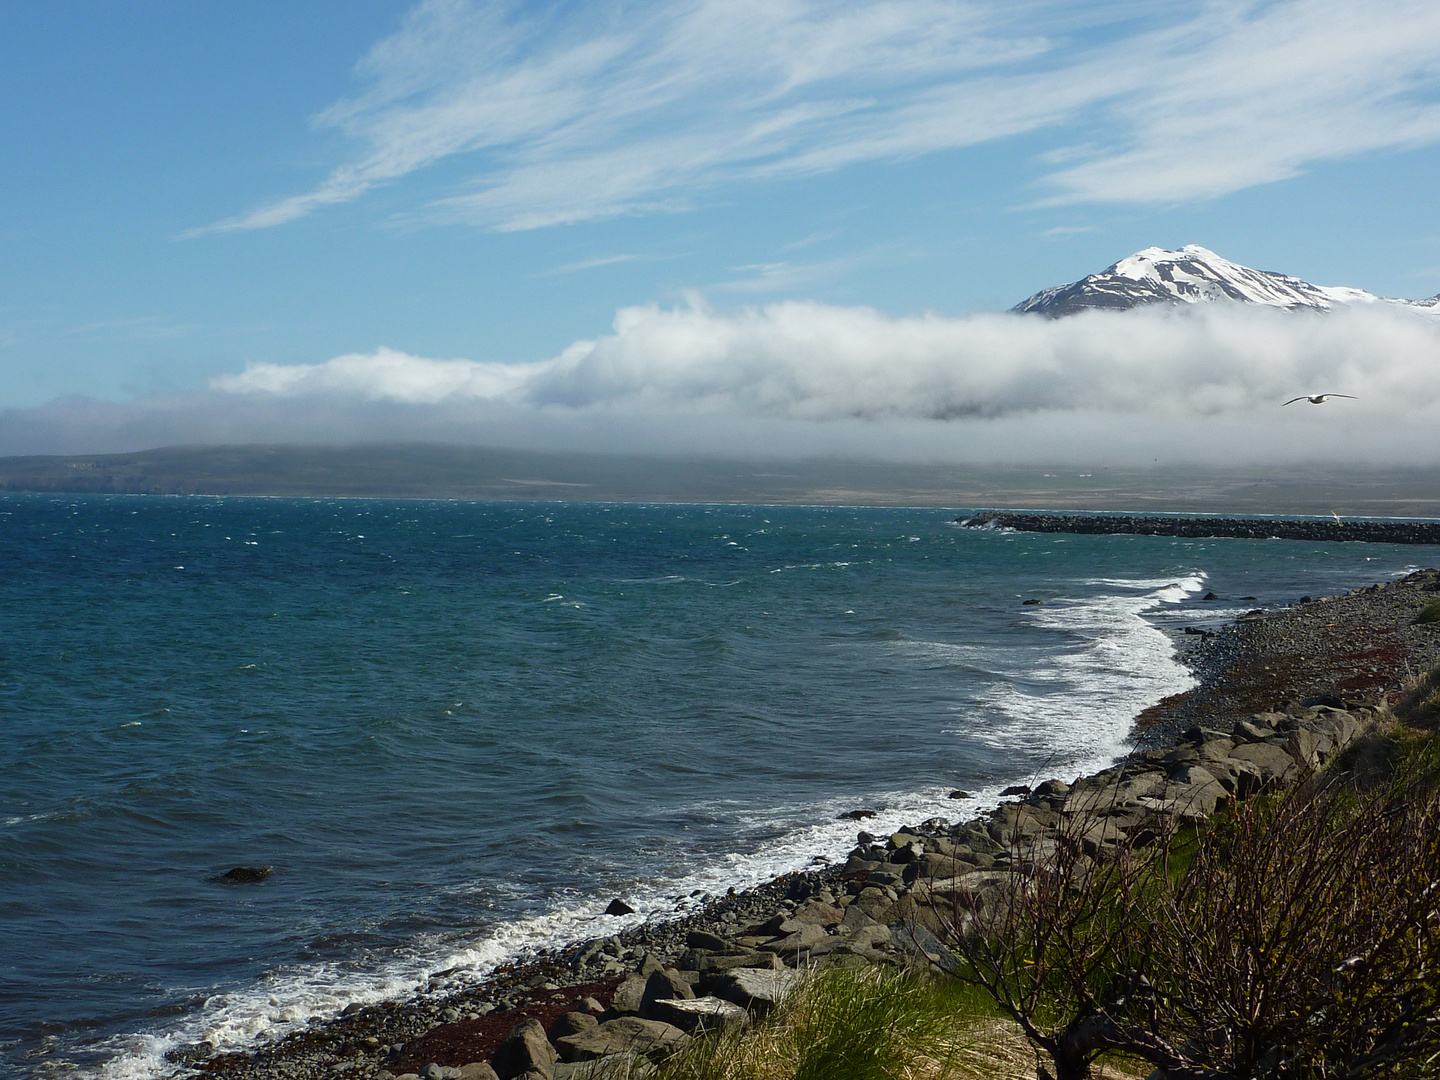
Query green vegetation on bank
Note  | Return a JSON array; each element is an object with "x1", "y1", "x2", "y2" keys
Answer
[{"x1": 648, "y1": 967, "x2": 1057, "y2": 1080}]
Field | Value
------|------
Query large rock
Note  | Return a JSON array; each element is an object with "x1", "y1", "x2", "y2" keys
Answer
[
  {"x1": 758, "y1": 922, "x2": 827, "y2": 954},
  {"x1": 790, "y1": 899, "x2": 844, "y2": 926},
  {"x1": 1161, "y1": 765, "x2": 1229, "y2": 816},
  {"x1": 709, "y1": 966, "x2": 802, "y2": 1012},
  {"x1": 1196, "y1": 757, "x2": 1264, "y2": 798},
  {"x1": 681, "y1": 949, "x2": 780, "y2": 973},
  {"x1": 639, "y1": 969, "x2": 694, "y2": 1018},
  {"x1": 457, "y1": 1065, "x2": 500, "y2": 1080},
  {"x1": 492, "y1": 1018, "x2": 557, "y2": 1080},
  {"x1": 838, "y1": 903, "x2": 880, "y2": 933},
  {"x1": 554, "y1": 1017, "x2": 690, "y2": 1063},
  {"x1": 645, "y1": 996, "x2": 750, "y2": 1033},
  {"x1": 988, "y1": 804, "x2": 1060, "y2": 845},
  {"x1": 1063, "y1": 771, "x2": 1165, "y2": 814},
  {"x1": 924, "y1": 870, "x2": 1016, "y2": 909},
  {"x1": 548, "y1": 1013, "x2": 598, "y2": 1041},
  {"x1": 684, "y1": 930, "x2": 729, "y2": 951},
  {"x1": 609, "y1": 974, "x2": 648, "y2": 1015},
  {"x1": 1228, "y1": 742, "x2": 1300, "y2": 785}
]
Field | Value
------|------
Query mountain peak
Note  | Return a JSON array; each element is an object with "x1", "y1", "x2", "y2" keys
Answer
[{"x1": 1012, "y1": 245, "x2": 1429, "y2": 318}]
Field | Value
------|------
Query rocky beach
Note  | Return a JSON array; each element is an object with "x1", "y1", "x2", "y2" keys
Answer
[{"x1": 167, "y1": 566, "x2": 1440, "y2": 1080}]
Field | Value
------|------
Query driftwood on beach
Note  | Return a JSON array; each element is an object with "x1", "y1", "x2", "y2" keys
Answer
[{"x1": 960, "y1": 510, "x2": 1440, "y2": 545}]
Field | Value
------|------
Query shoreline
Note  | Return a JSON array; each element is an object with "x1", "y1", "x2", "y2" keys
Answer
[{"x1": 156, "y1": 566, "x2": 1440, "y2": 1080}]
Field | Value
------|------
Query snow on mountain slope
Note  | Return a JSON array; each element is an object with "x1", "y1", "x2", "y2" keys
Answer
[{"x1": 1013, "y1": 245, "x2": 1440, "y2": 318}]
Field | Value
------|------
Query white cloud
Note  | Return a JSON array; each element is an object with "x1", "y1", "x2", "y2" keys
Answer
[
  {"x1": 192, "y1": 0, "x2": 1440, "y2": 234},
  {"x1": 1041, "y1": 0, "x2": 1440, "y2": 205},
  {"x1": 545, "y1": 254, "x2": 637, "y2": 275},
  {"x1": 211, "y1": 345, "x2": 534, "y2": 404},
  {"x1": 213, "y1": 300, "x2": 1440, "y2": 425}
]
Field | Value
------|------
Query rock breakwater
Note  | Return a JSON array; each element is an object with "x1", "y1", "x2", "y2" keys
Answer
[{"x1": 960, "y1": 511, "x2": 1440, "y2": 545}]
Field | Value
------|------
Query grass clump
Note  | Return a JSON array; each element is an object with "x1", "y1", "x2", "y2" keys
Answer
[
  {"x1": 1416, "y1": 599, "x2": 1440, "y2": 625},
  {"x1": 649, "y1": 965, "x2": 1062, "y2": 1080},
  {"x1": 1397, "y1": 659, "x2": 1440, "y2": 726}
]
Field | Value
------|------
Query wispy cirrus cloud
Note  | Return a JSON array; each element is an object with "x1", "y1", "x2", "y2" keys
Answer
[
  {"x1": 190, "y1": 0, "x2": 1440, "y2": 237},
  {"x1": 66, "y1": 316, "x2": 197, "y2": 342},
  {"x1": 544, "y1": 254, "x2": 638, "y2": 276}
]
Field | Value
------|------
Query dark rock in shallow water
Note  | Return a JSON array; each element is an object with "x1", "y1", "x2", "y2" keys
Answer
[
  {"x1": 603, "y1": 898, "x2": 635, "y2": 916},
  {"x1": 1203, "y1": 591, "x2": 1220, "y2": 601},
  {"x1": 1022, "y1": 598, "x2": 1043, "y2": 605},
  {"x1": 999, "y1": 784, "x2": 1031, "y2": 797},
  {"x1": 947, "y1": 790, "x2": 972, "y2": 799},
  {"x1": 212, "y1": 865, "x2": 272, "y2": 884},
  {"x1": 837, "y1": 808, "x2": 876, "y2": 820}
]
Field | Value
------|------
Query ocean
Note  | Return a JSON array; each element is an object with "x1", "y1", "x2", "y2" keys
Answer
[{"x1": 1, "y1": 494, "x2": 1433, "y2": 1079}]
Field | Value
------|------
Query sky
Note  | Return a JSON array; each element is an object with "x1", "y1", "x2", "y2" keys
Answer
[{"x1": 3, "y1": 0, "x2": 1440, "y2": 463}]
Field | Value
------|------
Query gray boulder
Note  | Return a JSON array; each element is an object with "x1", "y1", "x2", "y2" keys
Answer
[
  {"x1": 639, "y1": 969, "x2": 694, "y2": 1018},
  {"x1": 554, "y1": 1017, "x2": 690, "y2": 1063},
  {"x1": 549, "y1": 1013, "x2": 599, "y2": 1041},
  {"x1": 492, "y1": 1018, "x2": 557, "y2": 1080},
  {"x1": 609, "y1": 974, "x2": 648, "y2": 1015},
  {"x1": 645, "y1": 995, "x2": 750, "y2": 1034},
  {"x1": 685, "y1": 930, "x2": 729, "y2": 951},
  {"x1": 709, "y1": 967, "x2": 802, "y2": 1013},
  {"x1": 1228, "y1": 741, "x2": 1300, "y2": 785},
  {"x1": 758, "y1": 922, "x2": 826, "y2": 954}
]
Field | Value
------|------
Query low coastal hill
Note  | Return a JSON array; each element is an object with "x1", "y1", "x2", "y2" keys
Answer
[{"x1": 7, "y1": 443, "x2": 1440, "y2": 515}]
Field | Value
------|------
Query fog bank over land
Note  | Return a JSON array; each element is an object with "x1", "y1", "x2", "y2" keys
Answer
[{"x1": 4, "y1": 301, "x2": 1439, "y2": 466}]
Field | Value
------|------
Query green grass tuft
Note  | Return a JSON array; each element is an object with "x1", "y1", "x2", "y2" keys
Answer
[{"x1": 645, "y1": 965, "x2": 1138, "y2": 1080}]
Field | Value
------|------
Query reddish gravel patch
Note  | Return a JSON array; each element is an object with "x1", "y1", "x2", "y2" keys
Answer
[{"x1": 390, "y1": 980, "x2": 618, "y2": 1073}]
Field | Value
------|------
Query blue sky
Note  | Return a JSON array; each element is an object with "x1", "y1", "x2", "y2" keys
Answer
[{"x1": 4, "y1": 0, "x2": 1440, "y2": 461}]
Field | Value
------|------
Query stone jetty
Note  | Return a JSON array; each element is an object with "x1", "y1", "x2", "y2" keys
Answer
[{"x1": 959, "y1": 511, "x2": 1440, "y2": 545}]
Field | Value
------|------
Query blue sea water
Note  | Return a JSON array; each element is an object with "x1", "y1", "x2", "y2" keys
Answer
[{"x1": 1, "y1": 494, "x2": 1435, "y2": 1079}]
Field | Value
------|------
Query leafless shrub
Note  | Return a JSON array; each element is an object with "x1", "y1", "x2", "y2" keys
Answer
[{"x1": 941, "y1": 746, "x2": 1440, "y2": 1080}]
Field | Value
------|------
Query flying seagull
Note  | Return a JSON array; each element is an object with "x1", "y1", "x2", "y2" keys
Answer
[{"x1": 1282, "y1": 393, "x2": 1358, "y2": 406}]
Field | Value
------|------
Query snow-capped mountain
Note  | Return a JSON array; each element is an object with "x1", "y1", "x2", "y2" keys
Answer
[{"x1": 1013, "y1": 245, "x2": 1440, "y2": 317}]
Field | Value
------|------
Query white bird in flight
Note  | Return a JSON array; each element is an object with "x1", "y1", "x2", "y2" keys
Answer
[{"x1": 1282, "y1": 393, "x2": 1357, "y2": 406}]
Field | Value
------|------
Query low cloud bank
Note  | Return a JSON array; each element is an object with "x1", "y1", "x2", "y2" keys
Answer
[
  {"x1": 6, "y1": 302, "x2": 1440, "y2": 465},
  {"x1": 215, "y1": 301, "x2": 1440, "y2": 420}
]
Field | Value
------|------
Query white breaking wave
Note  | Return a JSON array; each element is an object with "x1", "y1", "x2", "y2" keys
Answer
[{"x1": 953, "y1": 573, "x2": 1203, "y2": 772}]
